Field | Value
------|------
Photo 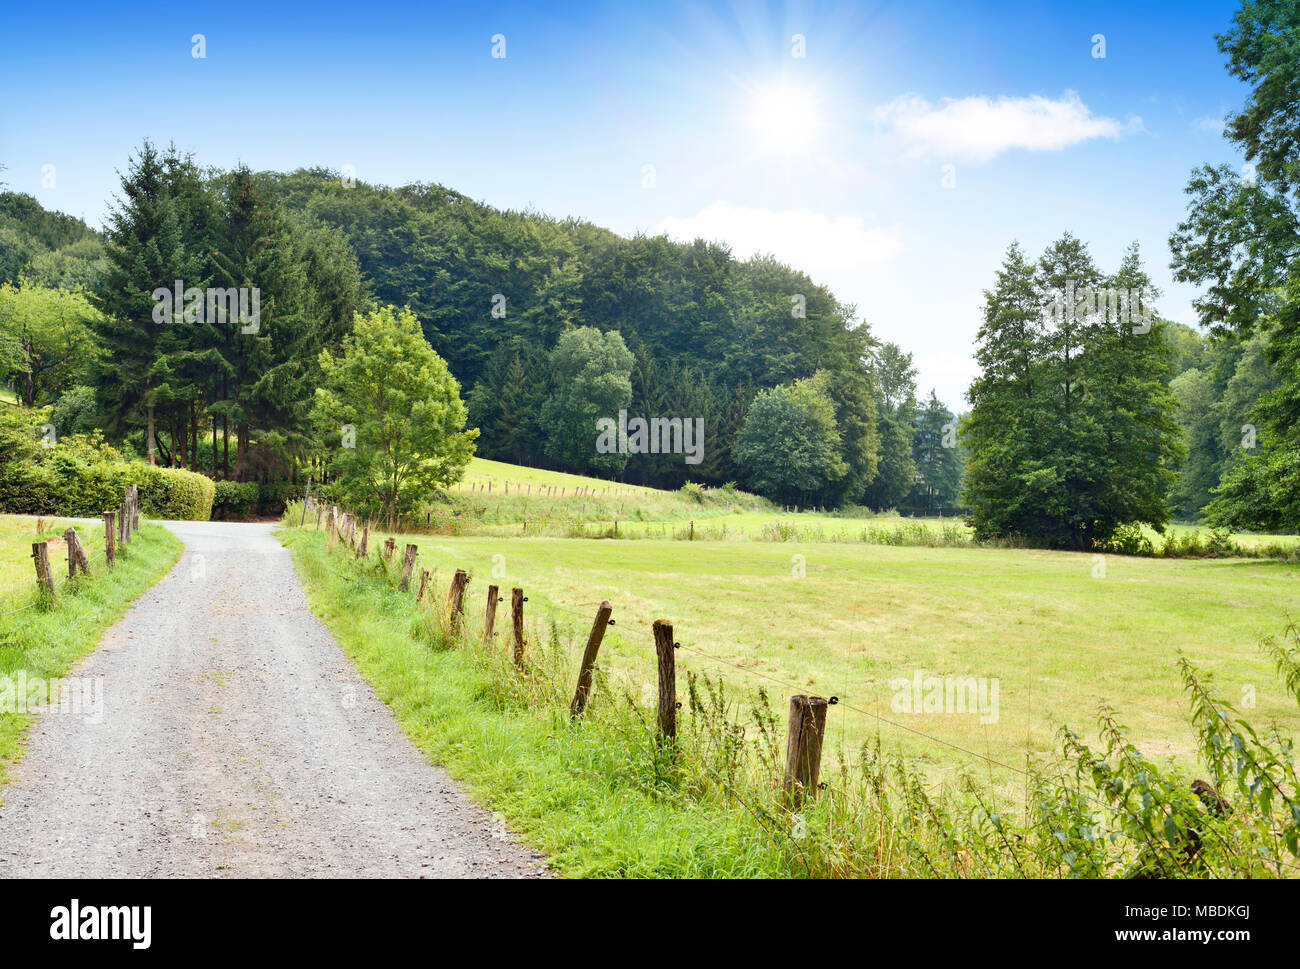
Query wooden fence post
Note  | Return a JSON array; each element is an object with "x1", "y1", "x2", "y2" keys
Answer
[
  {"x1": 484, "y1": 584, "x2": 499, "y2": 641},
  {"x1": 118, "y1": 503, "x2": 127, "y2": 545},
  {"x1": 356, "y1": 525, "x2": 369, "y2": 558},
  {"x1": 511, "y1": 588, "x2": 526, "y2": 666},
  {"x1": 445, "y1": 569, "x2": 469, "y2": 631},
  {"x1": 399, "y1": 544, "x2": 418, "y2": 591},
  {"x1": 653, "y1": 619, "x2": 677, "y2": 742},
  {"x1": 382, "y1": 537, "x2": 396, "y2": 563},
  {"x1": 63, "y1": 528, "x2": 89, "y2": 578},
  {"x1": 416, "y1": 568, "x2": 430, "y2": 603},
  {"x1": 32, "y1": 541, "x2": 55, "y2": 600},
  {"x1": 783, "y1": 695, "x2": 829, "y2": 807},
  {"x1": 569, "y1": 601, "x2": 613, "y2": 719},
  {"x1": 104, "y1": 512, "x2": 116, "y2": 566}
]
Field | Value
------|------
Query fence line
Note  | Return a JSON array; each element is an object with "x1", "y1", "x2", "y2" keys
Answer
[{"x1": 299, "y1": 503, "x2": 1297, "y2": 876}]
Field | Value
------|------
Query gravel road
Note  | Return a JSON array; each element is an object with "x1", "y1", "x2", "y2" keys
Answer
[{"x1": 0, "y1": 521, "x2": 549, "y2": 878}]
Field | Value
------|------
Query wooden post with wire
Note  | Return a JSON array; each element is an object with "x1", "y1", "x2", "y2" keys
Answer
[
  {"x1": 446, "y1": 569, "x2": 469, "y2": 630},
  {"x1": 653, "y1": 619, "x2": 676, "y2": 742},
  {"x1": 382, "y1": 537, "x2": 396, "y2": 563},
  {"x1": 416, "y1": 568, "x2": 430, "y2": 603},
  {"x1": 483, "y1": 584, "x2": 500, "y2": 641},
  {"x1": 783, "y1": 695, "x2": 829, "y2": 807},
  {"x1": 511, "y1": 588, "x2": 526, "y2": 666},
  {"x1": 103, "y1": 512, "x2": 116, "y2": 566},
  {"x1": 356, "y1": 525, "x2": 369, "y2": 558},
  {"x1": 63, "y1": 528, "x2": 89, "y2": 578},
  {"x1": 569, "y1": 600, "x2": 613, "y2": 719},
  {"x1": 398, "y1": 544, "x2": 418, "y2": 591},
  {"x1": 32, "y1": 541, "x2": 55, "y2": 600}
]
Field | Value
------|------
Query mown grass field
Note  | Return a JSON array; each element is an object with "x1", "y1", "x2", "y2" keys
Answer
[
  {"x1": 433, "y1": 459, "x2": 1300, "y2": 554},
  {"x1": 336, "y1": 518, "x2": 1300, "y2": 798},
  {"x1": 0, "y1": 514, "x2": 182, "y2": 786}
]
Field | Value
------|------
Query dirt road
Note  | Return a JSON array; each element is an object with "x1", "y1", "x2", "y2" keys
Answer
[{"x1": 0, "y1": 521, "x2": 548, "y2": 878}]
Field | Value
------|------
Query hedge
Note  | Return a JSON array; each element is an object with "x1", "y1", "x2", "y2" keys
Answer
[
  {"x1": 0, "y1": 410, "x2": 214, "y2": 519},
  {"x1": 0, "y1": 456, "x2": 214, "y2": 520}
]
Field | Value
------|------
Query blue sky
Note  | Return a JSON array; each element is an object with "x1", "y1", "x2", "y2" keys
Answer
[{"x1": 0, "y1": 0, "x2": 1251, "y2": 409}]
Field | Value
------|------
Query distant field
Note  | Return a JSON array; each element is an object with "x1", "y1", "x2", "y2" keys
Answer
[
  {"x1": 346, "y1": 518, "x2": 1300, "y2": 798},
  {"x1": 458, "y1": 458, "x2": 661, "y2": 496},
  {"x1": 431, "y1": 466, "x2": 1300, "y2": 552}
]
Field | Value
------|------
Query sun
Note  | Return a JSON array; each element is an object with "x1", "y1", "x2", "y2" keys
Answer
[{"x1": 748, "y1": 80, "x2": 822, "y2": 155}]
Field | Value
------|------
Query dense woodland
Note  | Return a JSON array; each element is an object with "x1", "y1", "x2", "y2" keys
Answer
[{"x1": 0, "y1": 155, "x2": 963, "y2": 514}]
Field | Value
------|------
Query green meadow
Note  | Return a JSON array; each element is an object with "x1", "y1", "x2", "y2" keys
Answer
[{"x1": 340, "y1": 518, "x2": 1300, "y2": 797}]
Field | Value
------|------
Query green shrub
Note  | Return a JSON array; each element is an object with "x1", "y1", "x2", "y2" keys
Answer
[
  {"x1": 680, "y1": 481, "x2": 706, "y2": 504},
  {"x1": 212, "y1": 481, "x2": 259, "y2": 520},
  {"x1": 1097, "y1": 522, "x2": 1155, "y2": 556},
  {"x1": 0, "y1": 406, "x2": 213, "y2": 519},
  {"x1": 136, "y1": 465, "x2": 214, "y2": 520}
]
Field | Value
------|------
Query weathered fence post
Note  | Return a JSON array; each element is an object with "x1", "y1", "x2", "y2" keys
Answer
[
  {"x1": 483, "y1": 584, "x2": 500, "y2": 641},
  {"x1": 653, "y1": 619, "x2": 677, "y2": 742},
  {"x1": 570, "y1": 601, "x2": 613, "y2": 719},
  {"x1": 104, "y1": 512, "x2": 116, "y2": 566},
  {"x1": 399, "y1": 544, "x2": 418, "y2": 591},
  {"x1": 783, "y1": 695, "x2": 829, "y2": 807},
  {"x1": 32, "y1": 541, "x2": 55, "y2": 600},
  {"x1": 416, "y1": 568, "x2": 430, "y2": 603},
  {"x1": 118, "y1": 502, "x2": 127, "y2": 545},
  {"x1": 445, "y1": 569, "x2": 469, "y2": 631},
  {"x1": 511, "y1": 588, "x2": 526, "y2": 666},
  {"x1": 382, "y1": 537, "x2": 396, "y2": 563},
  {"x1": 63, "y1": 528, "x2": 89, "y2": 578},
  {"x1": 689, "y1": 519, "x2": 694, "y2": 541},
  {"x1": 356, "y1": 525, "x2": 369, "y2": 558}
]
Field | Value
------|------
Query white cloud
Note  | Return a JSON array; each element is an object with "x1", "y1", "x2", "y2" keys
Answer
[
  {"x1": 1192, "y1": 114, "x2": 1226, "y2": 135},
  {"x1": 872, "y1": 91, "x2": 1137, "y2": 162},
  {"x1": 652, "y1": 202, "x2": 902, "y2": 277}
]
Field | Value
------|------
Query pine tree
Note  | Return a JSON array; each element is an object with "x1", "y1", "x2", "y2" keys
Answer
[
  {"x1": 963, "y1": 241, "x2": 1045, "y2": 539},
  {"x1": 90, "y1": 142, "x2": 200, "y2": 464}
]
